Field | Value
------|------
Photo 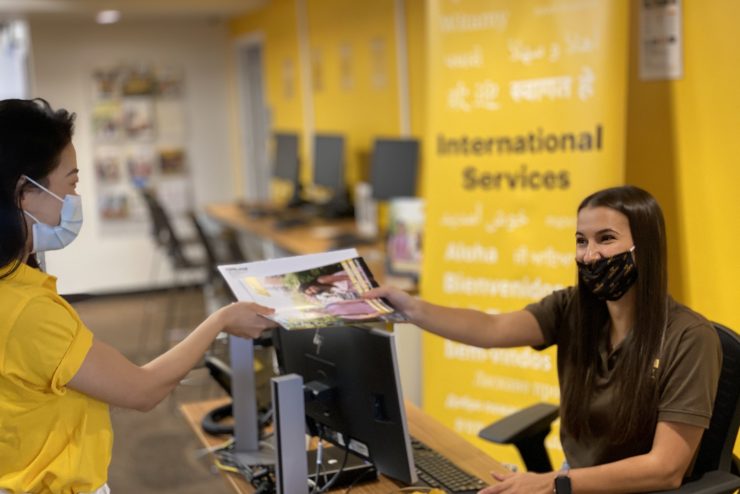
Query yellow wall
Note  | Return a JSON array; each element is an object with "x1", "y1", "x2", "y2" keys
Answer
[
  {"x1": 228, "y1": 0, "x2": 305, "y2": 198},
  {"x1": 229, "y1": 1, "x2": 737, "y2": 328},
  {"x1": 625, "y1": 0, "x2": 740, "y2": 332},
  {"x1": 307, "y1": 0, "x2": 400, "y2": 186},
  {"x1": 230, "y1": 0, "x2": 423, "y2": 192},
  {"x1": 229, "y1": 0, "x2": 304, "y2": 132},
  {"x1": 625, "y1": 0, "x2": 740, "y2": 459},
  {"x1": 405, "y1": 0, "x2": 427, "y2": 194}
]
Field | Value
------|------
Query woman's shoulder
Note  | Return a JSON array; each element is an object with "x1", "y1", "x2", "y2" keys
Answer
[
  {"x1": 529, "y1": 286, "x2": 578, "y2": 312},
  {"x1": 3, "y1": 287, "x2": 79, "y2": 341},
  {"x1": 1, "y1": 281, "x2": 66, "y2": 310},
  {"x1": 668, "y1": 297, "x2": 713, "y2": 330},
  {"x1": 666, "y1": 297, "x2": 721, "y2": 348}
]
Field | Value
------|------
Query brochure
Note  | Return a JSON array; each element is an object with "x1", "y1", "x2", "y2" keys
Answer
[{"x1": 218, "y1": 249, "x2": 406, "y2": 330}]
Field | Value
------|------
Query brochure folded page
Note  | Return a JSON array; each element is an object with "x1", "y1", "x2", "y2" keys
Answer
[{"x1": 218, "y1": 249, "x2": 406, "y2": 330}]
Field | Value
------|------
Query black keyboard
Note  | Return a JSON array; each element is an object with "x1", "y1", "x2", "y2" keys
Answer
[
  {"x1": 411, "y1": 437, "x2": 488, "y2": 493},
  {"x1": 331, "y1": 233, "x2": 376, "y2": 249},
  {"x1": 274, "y1": 216, "x2": 310, "y2": 229}
]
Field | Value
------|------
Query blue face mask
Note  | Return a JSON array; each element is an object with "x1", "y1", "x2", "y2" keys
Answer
[{"x1": 22, "y1": 175, "x2": 83, "y2": 253}]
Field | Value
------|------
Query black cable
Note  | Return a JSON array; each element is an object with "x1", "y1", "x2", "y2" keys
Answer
[
  {"x1": 342, "y1": 465, "x2": 375, "y2": 493},
  {"x1": 317, "y1": 445, "x2": 350, "y2": 493},
  {"x1": 310, "y1": 428, "x2": 326, "y2": 494},
  {"x1": 215, "y1": 447, "x2": 276, "y2": 494},
  {"x1": 238, "y1": 463, "x2": 276, "y2": 494}
]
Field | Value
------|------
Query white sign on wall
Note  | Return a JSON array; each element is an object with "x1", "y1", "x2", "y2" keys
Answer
[{"x1": 639, "y1": 0, "x2": 683, "y2": 81}]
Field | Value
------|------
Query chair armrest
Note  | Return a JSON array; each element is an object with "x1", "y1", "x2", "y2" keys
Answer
[
  {"x1": 478, "y1": 402, "x2": 559, "y2": 444},
  {"x1": 645, "y1": 470, "x2": 740, "y2": 494},
  {"x1": 204, "y1": 355, "x2": 232, "y2": 396}
]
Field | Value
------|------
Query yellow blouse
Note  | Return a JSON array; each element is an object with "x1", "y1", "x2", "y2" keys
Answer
[{"x1": 0, "y1": 263, "x2": 112, "y2": 493}]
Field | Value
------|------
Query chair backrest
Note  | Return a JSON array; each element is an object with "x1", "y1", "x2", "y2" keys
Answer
[
  {"x1": 189, "y1": 211, "x2": 249, "y2": 283},
  {"x1": 140, "y1": 188, "x2": 169, "y2": 247},
  {"x1": 222, "y1": 227, "x2": 247, "y2": 264},
  {"x1": 140, "y1": 189, "x2": 193, "y2": 269},
  {"x1": 189, "y1": 211, "x2": 220, "y2": 282},
  {"x1": 692, "y1": 322, "x2": 740, "y2": 476}
]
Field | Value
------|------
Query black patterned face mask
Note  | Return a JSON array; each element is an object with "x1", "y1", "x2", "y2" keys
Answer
[{"x1": 576, "y1": 246, "x2": 637, "y2": 301}]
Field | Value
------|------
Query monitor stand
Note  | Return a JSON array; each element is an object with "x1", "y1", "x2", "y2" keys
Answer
[
  {"x1": 286, "y1": 181, "x2": 309, "y2": 209},
  {"x1": 307, "y1": 446, "x2": 377, "y2": 488},
  {"x1": 321, "y1": 189, "x2": 354, "y2": 219},
  {"x1": 229, "y1": 335, "x2": 276, "y2": 466},
  {"x1": 230, "y1": 337, "x2": 378, "y2": 491}
]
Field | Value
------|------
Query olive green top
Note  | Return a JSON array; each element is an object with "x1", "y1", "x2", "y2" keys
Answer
[{"x1": 526, "y1": 287, "x2": 722, "y2": 468}]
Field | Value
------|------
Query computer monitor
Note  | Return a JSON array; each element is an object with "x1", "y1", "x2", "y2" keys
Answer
[
  {"x1": 313, "y1": 134, "x2": 345, "y2": 190},
  {"x1": 313, "y1": 134, "x2": 353, "y2": 218},
  {"x1": 369, "y1": 138, "x2": 419, "y2": 200},
  {"x1": 273, "y1": 132, "x2": 299, "y2": 182},
  {"x1": 273, "y1": 132, "x2": 304, "y2": 208},
  {"x1": 273, "y1": 325, "x2": 417, "y2": 485}
]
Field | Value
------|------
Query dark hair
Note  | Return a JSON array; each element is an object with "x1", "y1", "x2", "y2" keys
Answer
[
  {"x1": 0, "y1": 98, "x2": 76, "y2": 278},
  {"x1": 561, "y1": 185, "x2": 667, "y2": 445},
  {"x1": 298, "y1": 279, "x2": 331, "y2": 294}
]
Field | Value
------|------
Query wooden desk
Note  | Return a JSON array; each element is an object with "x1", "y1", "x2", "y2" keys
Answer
[
  {"x1": 206, "y1": 203, "x2": 377, "y2": 256},
  {"x1": 180, "y1": 398, "x2": 507, "y2": 494},
  {"x1": 206, "y1": 202, "x2": 415, "y2": 291}
]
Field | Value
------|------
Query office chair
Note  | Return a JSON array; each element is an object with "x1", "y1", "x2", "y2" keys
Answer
[
  {"x1": 188, "y1": 211, "x2": 222, "y2": 287},
  {"x1": 478, "y1": 323, "x2": 740, "y2": 494},
  {"x1": 189, "y1": 211, "x2": 278, "y2": 411},
  {"x1": 188, "y1": 211, "x2": 248, "y2": 281},
  {"x1": 139, "y1": 189, "x2": 206, "y2": 356},
  {"x1": 141, "y1": 189, "x2": 203, "y2": 273},
  {"x1": 188, "y1": 211, "x2": 251, "y2": 314}
]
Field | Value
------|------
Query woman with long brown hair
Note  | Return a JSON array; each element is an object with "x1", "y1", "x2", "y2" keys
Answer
[{"x1": 366, "y1": 185, "x2": 722, "y2": 493}]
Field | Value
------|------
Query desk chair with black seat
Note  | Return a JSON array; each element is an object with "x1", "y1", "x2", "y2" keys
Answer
[
  {"x1": 189, "y1": 211, "x2": 277, "y2": 419},
  {"x1": 188, "y1": 211, "x2": 248, "y2": 281},
  {"x1": 188, "y1": 211, "x2": 251, "y2": 314},
  {"x1": 139, "y1": 189, "x2": 206, "y2": 356},
  {"x1": 478, "y1": 322, "x2": 740, "y2": 494}
]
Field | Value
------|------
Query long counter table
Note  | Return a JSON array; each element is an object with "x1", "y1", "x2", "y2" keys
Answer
[{"x1": 180, "y1": 398, "x2": 508, "y2": 493}]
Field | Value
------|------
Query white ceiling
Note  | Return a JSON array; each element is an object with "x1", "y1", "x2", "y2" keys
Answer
[{"x1": 0, "y1": 0, "x2": 266, "y2": 21}]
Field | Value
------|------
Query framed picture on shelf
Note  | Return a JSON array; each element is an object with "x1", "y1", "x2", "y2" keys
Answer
[
  {"x1": 385, "y1": 197, "x2": 424, "y2": 280},
  {"x1": 158, "y1": 148, "x2": 186, "y2": 175},
  {"x1": 98, "y1": 192, "x2": 130, "y2": 221},
  {"x1": 92, "y1": 67, "x2": 120, "y2": 100},
  {"x1": 91, "y1": 63, "x2": 191, "y2": 229},
  {"x1": 94, "y1": 146, "x2": 122, "y2": 184},
  {"x1": 92, "y1": 101, "x2": 122, "y2": 142},
  {"x1": 126, "y1": 145, "x2": 156, "y2": 189},
  {"x1": 122, "y1": 98, "x2": 155, "y2": 141},
  {"x1": 121, "y1": 65, "x2": 156, "y2": 96}
]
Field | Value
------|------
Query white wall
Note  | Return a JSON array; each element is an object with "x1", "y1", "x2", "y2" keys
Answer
[{"x1": 29, "y1": 18, "x2": 236, "y2": 294}]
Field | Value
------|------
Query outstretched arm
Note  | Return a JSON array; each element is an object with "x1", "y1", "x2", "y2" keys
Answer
[
  {"x1": 479, "y1": 420, "x2": 703, "y2": 494},
  {"x1": 364, "y1": 285, "x2": 545, "y2": 348},
  {"x1": 67, "y1": 302, "x2": 277, "y2": 411}
]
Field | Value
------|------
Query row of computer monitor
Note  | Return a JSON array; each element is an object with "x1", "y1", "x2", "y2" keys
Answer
[{"x1": 273, "y1": 132, "x2": 420, "y2": 201}]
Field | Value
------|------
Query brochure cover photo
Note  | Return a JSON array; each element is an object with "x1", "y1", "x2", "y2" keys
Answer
[{"x1": 218, "y1": 249, "x2": 406, "y2": 330}]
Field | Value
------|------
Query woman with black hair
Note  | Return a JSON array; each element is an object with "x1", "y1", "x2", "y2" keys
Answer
[
  {"x1": 366, "y1": 185, "x2": 722, "y2": 493},
  {"x1": 0, "y1": 99, "x2": 276, "y2": 493}
]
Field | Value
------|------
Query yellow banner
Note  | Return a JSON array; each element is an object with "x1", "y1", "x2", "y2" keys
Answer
[{"x1": 421, "y1": 0, "x2": 629, "y2": 469}]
